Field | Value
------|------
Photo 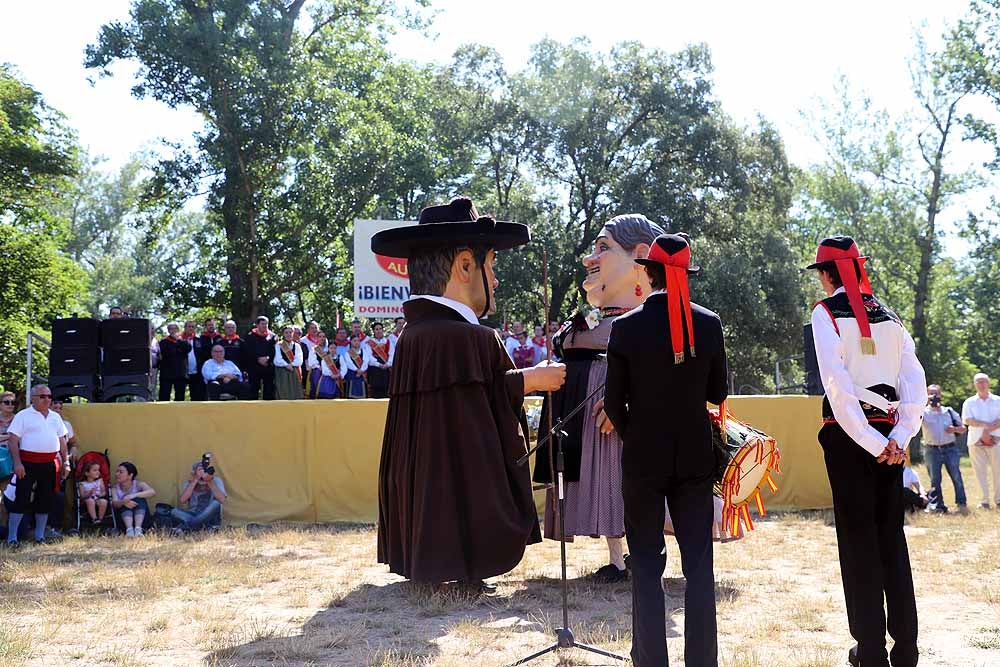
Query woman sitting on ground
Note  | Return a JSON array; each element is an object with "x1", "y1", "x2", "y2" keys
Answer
[{"x1": 111, "y1": 462, "x2": 155, "y2": 537}]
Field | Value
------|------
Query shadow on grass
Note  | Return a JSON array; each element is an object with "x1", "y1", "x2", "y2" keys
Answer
[{"x1": 205, "y1": 571, "x2": 740, "y2": 665}]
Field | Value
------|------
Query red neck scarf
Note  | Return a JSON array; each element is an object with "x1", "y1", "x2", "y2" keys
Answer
[
  {"x1": 646, "y1": 242, "x2": 696, "y2": 365},
  {"x1": 251, "y1": 328, "x2": 270, "y2": 338},
  {"x1": 814, "y1": 242, "x2": 875, "y2": 355},
  {"x1": 181, "y1": 332, "x2": 197, "y2": 340},
  {"x1": 333, "y1": 333, "x2": 348, "y2": 347},
  {"x1": 222, "y1": 333, "x2": 240, "y2": 341}
]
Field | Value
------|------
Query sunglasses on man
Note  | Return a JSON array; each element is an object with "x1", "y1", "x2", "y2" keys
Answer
[{"x1": 1, "y1": 400, "x2": 14, "y2": 405}]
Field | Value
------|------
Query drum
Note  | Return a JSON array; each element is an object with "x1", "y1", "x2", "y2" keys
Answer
[{"x1": 711, "y1": 407, "x2": 781, "y2": 538}]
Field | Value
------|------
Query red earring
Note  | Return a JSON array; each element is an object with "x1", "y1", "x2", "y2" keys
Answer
[{"x1": 635, "y1": 282, "x2": 642, "y2": 297}]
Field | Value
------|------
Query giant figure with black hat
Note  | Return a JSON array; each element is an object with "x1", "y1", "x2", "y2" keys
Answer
[
  {"x1": 603, "y1": 233, "x2": 729, "y2": 667},
  {"x1": 807, "y1": 236, "x2": 926, "y2": 667},
  {"x1": 373, "y1": 197, "x2": 566, "y2": 592}
]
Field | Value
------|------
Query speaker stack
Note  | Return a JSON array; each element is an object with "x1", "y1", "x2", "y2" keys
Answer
[
  {"x1": 48, "y1": 317, "x2": 101, "y2": 402},
  {"x1": 99, "y1": 318, "x2": 153, "y2": 402}
]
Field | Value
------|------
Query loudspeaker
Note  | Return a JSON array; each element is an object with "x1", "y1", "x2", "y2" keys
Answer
[
  {"x1": 100, "y1": 318, "x2": 152, "y2": 350},
  {"x1": 49, "y1": 346, "x2": 99, "y2": 376},
  {"x1": 52, "y1": 317, "x2": 100, "y2": 348},
  {"x1": 101, "y1": 347, "x2": 151, "y2": 375},
  {"x1": 803, "y1": 324, "x2": 823, "y2": 395}
]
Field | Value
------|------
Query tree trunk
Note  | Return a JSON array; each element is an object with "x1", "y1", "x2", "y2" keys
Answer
[
  {"x1": 913, "y1": 146, "x2": 945, "y2": 362},
  {"x1": 221, "y1": 166, "x2": 260, "y2": 332}
]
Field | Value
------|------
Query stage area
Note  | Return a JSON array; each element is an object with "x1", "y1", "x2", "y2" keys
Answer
[{"x1": 63, "y1": 395, "x2": 830, "y2": 524}]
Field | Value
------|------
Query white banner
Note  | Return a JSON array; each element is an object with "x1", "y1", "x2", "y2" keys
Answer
[{"x1": 353, "y1": 219, "x2": 415, "y2": 318}]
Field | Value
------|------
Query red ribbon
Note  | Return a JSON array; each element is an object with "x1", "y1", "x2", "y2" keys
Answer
[{"x1": 647, "y1": 242, "x2": 695, "y2": 364}]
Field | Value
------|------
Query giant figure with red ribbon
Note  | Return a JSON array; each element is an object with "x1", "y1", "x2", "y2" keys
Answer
[{"x1": 807, "y1": 235, "x2": 927, "y2": 667}]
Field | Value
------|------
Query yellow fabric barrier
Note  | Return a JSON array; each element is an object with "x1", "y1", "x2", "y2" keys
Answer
[{"x1": 63, "y1": 395, "x2": 830, "y2": 524}]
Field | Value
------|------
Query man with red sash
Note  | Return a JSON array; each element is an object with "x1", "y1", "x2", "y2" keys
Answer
[
  {"x1": 808, "y1": 236, "x2": 926, "y2": 667},
  {"x1": 366, "y1": 322, "x2": 393, "y2": 399},
  {"x1": 5, "y1": 385, "x2": 69, "y2": 546}
]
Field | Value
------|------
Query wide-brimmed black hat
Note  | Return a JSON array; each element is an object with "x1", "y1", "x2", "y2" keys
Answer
[
  {"x1": 634, "y1": 233, "x2": 700, "y2": 274},
  {"x1": 370, "y1": 197, "x2": 529, "y2": 258}
]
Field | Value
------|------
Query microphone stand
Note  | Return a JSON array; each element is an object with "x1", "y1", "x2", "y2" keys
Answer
[{"x1": 508, "y1": 251, "x2": 625, "y2": 666}]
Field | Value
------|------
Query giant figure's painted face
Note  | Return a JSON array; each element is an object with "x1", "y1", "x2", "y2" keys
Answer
[{"x1": 582, "y1": 231, "x2": 642, "y2": 308}]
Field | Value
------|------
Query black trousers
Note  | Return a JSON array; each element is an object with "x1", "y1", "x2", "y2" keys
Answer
[
  {"x1": 10, "y1": 460, "x2": 57, "y2": 515},
  {"x1": 820, "y1": 423, "x2": 918, "y2": 667},
  {"x1": 158, "y1": 376, "x2": 186, "y2": 402},
  {"x1": 207, "y1": 379, "x2": 249, "y2": 400},
  {"x1": 188, "y1": 373, "x2": 206, "y2": 401},
  {"x1": 623, "y1": 474, "x2": 716, "y2": 667},
  {"x1": 247, "y1": 366, "x2": 275, "y2": 400}
]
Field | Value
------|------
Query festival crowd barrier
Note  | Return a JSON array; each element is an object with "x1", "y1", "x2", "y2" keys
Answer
[{"x1": 63, "y1": 395, "x2": 831, "y2": 524}]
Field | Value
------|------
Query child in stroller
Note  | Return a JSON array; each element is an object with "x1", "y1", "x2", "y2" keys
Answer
[{"x1": 78, "y1": 461, "x2": 108, "y2": 524}]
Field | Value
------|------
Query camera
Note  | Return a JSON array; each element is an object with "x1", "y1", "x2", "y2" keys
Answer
[
  {"x1": 201, "y1": 452, "x2": 215, "y2": 476},
  {"x1": 929, "y1": 395, "x2": 941, "y2": 407}
]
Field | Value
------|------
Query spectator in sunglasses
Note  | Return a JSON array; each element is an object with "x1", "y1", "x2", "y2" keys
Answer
[{"x1": 0, "y1": 391, "x2": 15, "y2": 448}]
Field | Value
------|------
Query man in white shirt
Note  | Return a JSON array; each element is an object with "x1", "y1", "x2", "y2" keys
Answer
[
  {"x1": 388, "y1": 317, "x2": 406, "y2": 347},
  {"x1": 202, "y1": 345, "x2": 249, "y2": 400},
  {"x1": 808, "y1": 236, "x2": 925, "y2": 667},
  {"x1": 5, "y1": 385, "x2": 69, "y2": 546},
  {"x1": 961, "y1": 373, "x2": 1000, "y2": 509},
  {"x1": 504, "y1": 321, "x2": 524, "y2": 358}
]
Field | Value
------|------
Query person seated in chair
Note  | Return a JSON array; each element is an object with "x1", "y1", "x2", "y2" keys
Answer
[
  {"x1": 171, "y1": 457, "x2": 226, "y2": 533},
  {"x1": 202, "y1": 345, "x2": 249, "y2": 400}
]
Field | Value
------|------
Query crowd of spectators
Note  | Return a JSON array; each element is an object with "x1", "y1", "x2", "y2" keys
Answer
[{"x1": 134, "y1": 309, "x2": 560, "y2": 402}]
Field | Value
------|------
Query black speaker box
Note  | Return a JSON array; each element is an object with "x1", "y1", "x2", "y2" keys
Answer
[
  {"x1": 803, "y1": 323, "x2": 824, "y2": 395},
  {"x1": 49, "y1": 346, "x2": 99, "y2": 376},
  {"x1": 101, "y1": 347, "x2": 152, "y2": 375},
  {"x1": 52, "y1": 317, "x2": 100, "y2": 348},
  {"x1": 100, "y1": 318, "x2": 152, "y2": 349}
]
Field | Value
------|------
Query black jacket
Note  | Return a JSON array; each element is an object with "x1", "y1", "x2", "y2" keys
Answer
[
  {"x1": 193, "y1": 334, "x2": 222, "y2": 368},
  {"x1": 158, "y1": 337, "x2": 192, "y2": 381},
  {"x1": 243, "y1": 330, "x2": 276, "y2": 373},
  {"x1": 604, "y1": 293, "x2": 728, "y2": 482}
]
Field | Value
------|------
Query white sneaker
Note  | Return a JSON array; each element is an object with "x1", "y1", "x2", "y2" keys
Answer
[
  {"x1": 134, "y1": 526, "x2": 143, "y2": 537},
  {"x1": 125, "y1": 527, "x2": 136, "y2": 537}
]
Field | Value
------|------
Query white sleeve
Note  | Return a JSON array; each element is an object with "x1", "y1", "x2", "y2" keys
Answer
[
  {"x1": 360, "y1": 347, "x2": 371, "y2": 372},
  {"x1": 202, "y1": 360, "x2": 217, "y2": 382},
  {"x1": 387, "y1": 339, "x2": 395, "y2": 366},
  {"x1": 273, "y1": 343, "x2": 289, "y2": 368},
  {"x1": 292, "y1": 344, "x2": 303, "y2": 367},
  {"x1": 811, "y1": 305, "x2": 889, "y2": 457},
  {"x1": 887, "y1": 326, "x2": 927, "y2": 448},
  {"x1": 961, "y1": 397, "x2": 972, "y2": 423}
]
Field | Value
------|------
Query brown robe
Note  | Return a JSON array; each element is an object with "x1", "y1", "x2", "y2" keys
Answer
[{"x1": 377, "y1": 298, "x2": 541, "y2": 583}]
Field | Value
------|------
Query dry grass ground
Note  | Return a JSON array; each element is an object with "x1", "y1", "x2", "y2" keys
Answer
[{"x1": 1, "y1": 460, "x2": 998, "y2": 667}]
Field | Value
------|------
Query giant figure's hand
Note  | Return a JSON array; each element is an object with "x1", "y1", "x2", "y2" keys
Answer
[{"x1": 522, "y1": 361, "x2": 567, "y2": 394}]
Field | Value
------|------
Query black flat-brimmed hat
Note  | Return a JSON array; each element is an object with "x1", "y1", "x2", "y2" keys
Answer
[{"x1": 370, "y1": 197, "x2": 529, "y2": 258}]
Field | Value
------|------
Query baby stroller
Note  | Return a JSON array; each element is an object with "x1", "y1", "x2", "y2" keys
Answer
[{"x1": 75, "y1": 450, "x2": 117, "y2": 533}]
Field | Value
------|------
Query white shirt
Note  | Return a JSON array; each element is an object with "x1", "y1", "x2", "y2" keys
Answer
[
  {"x1": 504, "y1": 335, "x2": 520, "y2": 358},
  {"x1": 962, "y1": 393, "x2": 1000, "y2": 446},
  {"x1": 902, "y1": 466, "x2": 922, "y2": 492},
  {"x1": 367, "y1": 336, "x2": 395, "y2": 368},
  {"x1": 407, "y1": 294, "x2": 479, "y2": 325},
  {"x1": 7, "y1": 406, "x2": 68, "y2": 454},
  {"x1": 302, "y1": 336, "x2": 318, "y2": 361},
  {"x1": 273, "y1": 341, "x2": 304, "y2": 368},
  {"x1": 811, "y1": 287, "x2": 927, "y2": 456},
  {"x1": 202, "y1": 358, "x2": 242, "y2": 382},
  {"x1": 185, "y1": 339, "x2": 198, "y2": 375},
  {"x1": 389, "y1": 331, "x2": 403, "y2": 347},
  {"x1": 341, "y1": 346, "x2": 371, "y2": 373}
]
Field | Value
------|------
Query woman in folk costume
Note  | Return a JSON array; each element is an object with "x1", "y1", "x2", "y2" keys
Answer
[
  {"x1": 534, "y1": 214, "x2": 665, "y2": 582},
  {"x1": 340, "y1": 334, "x2": 370, "y2": 399},
  {"x1": 274, "y1": 325, "x2": 304, "y2": 400},
  {"x1": 306, "y1": 331, "x2": 342, "y2": 399}
]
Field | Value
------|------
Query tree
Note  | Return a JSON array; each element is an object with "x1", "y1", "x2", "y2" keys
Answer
[
  {"x1": 0, "y1": 66, "x2": 84, "y2": 392},
  {"x1": 85, "y1": 0, "x2": 428, "y2": 329}
]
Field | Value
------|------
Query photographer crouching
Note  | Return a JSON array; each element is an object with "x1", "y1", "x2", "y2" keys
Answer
[{"x1": 171, "y1": 453, "x2": 226, "y2": 534}]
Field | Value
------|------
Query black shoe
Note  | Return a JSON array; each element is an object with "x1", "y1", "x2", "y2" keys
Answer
[
  {"x1": 478, "y1": 580, "x2": 498, "y2": 595},
  {"x1": 848, "y1": 644, "x2": 859, "y2": 666},
  {"x1": 592, "y1": 563, "x2": 628, "y2": 583},
  {"x1": 623, "y1": 553, "x2": 631, "y2": 570},
  {"x1": 3, "y1": 541, "x2": 19, "y2": 551}
]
